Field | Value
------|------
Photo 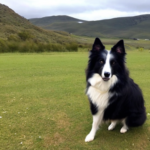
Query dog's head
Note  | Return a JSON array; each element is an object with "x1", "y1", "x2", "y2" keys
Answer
[{"x1": 88, "y1": 38, "x2": 126, "y2": 82}]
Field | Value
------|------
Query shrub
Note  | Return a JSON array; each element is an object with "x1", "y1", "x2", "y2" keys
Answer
[
  {"x1": 0, "y1": 39, "x2": 8, "y2": 52},
  {"x1": 18, "y1": 30, "x2": 33, "y2": 41},
  {"x1": 65, "y1": 43, "x2": 78, "y2": 51},
  {"x1": 36, "y1": 43, "x2": 46, "y2": 52},
  {"x1": 7, "y1": 34, "x2": 20, "y2": 41},
  {"x1": 51, "y1": 43, "x2": 66, "y2": 52},
  {"x1": 0, "y1": 39, "x2": 78, "y2": 53},
  {"x1": 8, "y1": 42, "x2": 20, "y2": 52}
]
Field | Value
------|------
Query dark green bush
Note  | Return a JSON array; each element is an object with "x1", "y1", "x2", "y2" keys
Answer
[
  {"x1": 65, "y1": 43, "x2": 78, "y2": 51},
  {"x1": 0, "y1": 39, "x2": 78, "y2": 53},
  {"x1": 8, "y1": 42, "x2": 19, "y2": 52},
  {"x1": 7, "y1": 34, "x2": 20, "y2": 41},
  {"x1": 0, "y1": 39, "x2": 8, "y2": 52},
  {"x1": 18, "y1": 30, "x2": 33, "y2": 41}
]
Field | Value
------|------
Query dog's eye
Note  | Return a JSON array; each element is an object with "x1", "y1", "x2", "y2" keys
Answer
[{"x1": 100, "y1": 60, "x2": 104, "y2": 64}]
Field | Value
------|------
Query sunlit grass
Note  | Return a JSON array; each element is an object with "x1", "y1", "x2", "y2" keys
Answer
[{"x1": 0, "y1": 51, "x2": 150, "y2": 149}]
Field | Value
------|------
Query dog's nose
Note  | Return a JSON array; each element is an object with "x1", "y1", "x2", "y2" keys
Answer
[{"x1": 104, "y1": 72, "x2": 110, "y2": 78}]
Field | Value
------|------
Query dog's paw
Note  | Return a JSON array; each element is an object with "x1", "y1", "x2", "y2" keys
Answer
[
  {"x1": 85, "y1": 134, "x2": 94, "y2": 142},
  {"x1": 108, "y1": 124, "x2": 115, "y2": 130},
  {"x1": 120, "y1": 127, "x2": 128, "y2": 133},
  {"x1": 108, "y1": 122, "x2": 117, "y2": 131}
]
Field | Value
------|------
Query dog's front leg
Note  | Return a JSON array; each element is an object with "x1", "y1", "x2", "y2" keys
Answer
[{"x1": 85, "y1": 112, "x2": 102, "y2": 142}]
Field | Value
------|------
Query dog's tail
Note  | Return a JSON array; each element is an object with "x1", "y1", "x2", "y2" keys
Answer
[{"x1": 126, "y1": 108, "x2": 146, "y2": 127}]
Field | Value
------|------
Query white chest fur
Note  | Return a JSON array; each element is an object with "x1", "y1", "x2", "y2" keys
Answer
[{"x1": 87, "y1": 73, "x2": 117, "y2": 110}]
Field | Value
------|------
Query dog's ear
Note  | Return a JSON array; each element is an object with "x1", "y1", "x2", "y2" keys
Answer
[
  {"x1": 111, "y1": 40, "x2": 125, "y2": 54},
  {"x1": 92, "y1": 38, "x2": 105, "y2": 51}
]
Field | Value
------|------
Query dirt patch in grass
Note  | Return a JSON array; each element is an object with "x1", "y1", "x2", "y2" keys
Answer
[
  {"x1": 50, "y1": 111, "x2": 71, "y2": 131},
  {"x1": 23, "y1": 139, "x2": 34, "y2": 149},
  {"x1": 134, "y1": 135, "x2": 149, "y2": 150},
  {"x1": 130, "y1": 127, "x2": 150, "y2": 150},
  {"x1": 44, "y1": 132, "x2": 65, "y2": 147},
  {"x1": 43, "y1": 111, "x2": 71, "y2": 148}
]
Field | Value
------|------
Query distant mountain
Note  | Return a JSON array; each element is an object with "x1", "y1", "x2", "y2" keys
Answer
[
  {"x1": 30, "y1": 15, "x2": 87, "y2": 26},
  {"x1": 0, "y1": 4, "x2": 75, "y2": 43},
  {"x1": 29, "y1": 15, "x2": 150, "y2": 39}
]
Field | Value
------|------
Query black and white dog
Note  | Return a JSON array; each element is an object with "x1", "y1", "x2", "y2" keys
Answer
[{"x1": 85, "y1": 38, "x2": 146, "y2": 142}]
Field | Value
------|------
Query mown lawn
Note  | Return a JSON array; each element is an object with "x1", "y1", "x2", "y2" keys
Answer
[{"x1": 0, "y1": 51, "x2": 150, "y2": 150}]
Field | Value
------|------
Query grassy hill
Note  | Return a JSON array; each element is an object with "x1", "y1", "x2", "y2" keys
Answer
[
  {"x1": 0, "y1": 3, "x2": 149, "y2": 52},
  {"x1": 0, "y1": 4, "x2": 76, "y2": 43},
  {"x1": 29, "y1": 15, "x2": 150, "y2": 39},
  {"x1": 30, "y1": 15, "x2": 87, "y2": 27},
  {"x1": 0, "y1": 4, "x2": 79, "y2": 52}
]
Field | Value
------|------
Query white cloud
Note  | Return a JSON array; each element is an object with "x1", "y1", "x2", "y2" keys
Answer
[
  {"x1": 71, "y1": 9, "x2": 131, "y2": 21},
  {"x1": 1, "y1": 0, "x2": 150, "y2": 20},
  {"x1": 71, "y1": 9, "x2": 150, "y2": 21}
]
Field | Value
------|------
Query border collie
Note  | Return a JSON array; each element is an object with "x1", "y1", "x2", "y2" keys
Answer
[{"x1": 85, "y1": 38, "x2": 146, "y2": 142}]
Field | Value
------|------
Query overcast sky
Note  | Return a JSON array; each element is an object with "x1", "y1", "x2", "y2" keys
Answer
[{"x1": 1, "y1": 0, "x2": 150, "y2": 21}]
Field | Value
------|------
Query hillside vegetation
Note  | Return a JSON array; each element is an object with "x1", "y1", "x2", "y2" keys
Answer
[
  {"x1": 0, "y1": 4, "x2": 77, "y2": 52},
  {"x1": 29, "y1": 15, "x2": 150, "y2": 39},
  {"x1": 0, "y1": 3, "x2": 150, "y2": 52}
]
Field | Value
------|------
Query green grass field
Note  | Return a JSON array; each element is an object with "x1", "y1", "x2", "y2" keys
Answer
[{"x1": 0, "y1": 51, "x2": 150, "y2": 150}]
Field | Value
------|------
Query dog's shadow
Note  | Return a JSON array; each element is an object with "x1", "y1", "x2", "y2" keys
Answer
[{"x1": 94, "y1": 123, "x2": 148, "y2": 144}]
